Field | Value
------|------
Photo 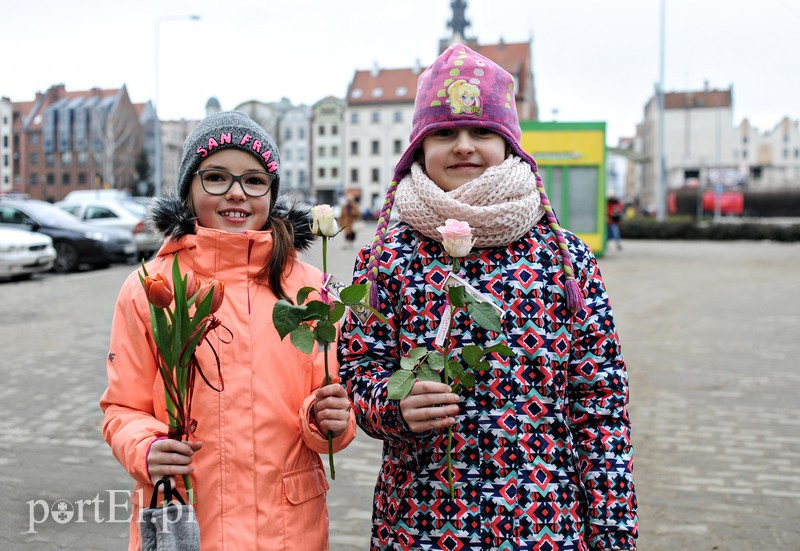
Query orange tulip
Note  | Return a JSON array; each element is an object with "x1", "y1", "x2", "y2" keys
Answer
[
  {"x1": 144, "y1": 273, "x2": 173, "y2": 309},
  {"x1": 185, "y1": 271, "x2": 200, "y2": 301},
  {"x1": 197, "y1": 280, "x2": 225, "y2": 314}
]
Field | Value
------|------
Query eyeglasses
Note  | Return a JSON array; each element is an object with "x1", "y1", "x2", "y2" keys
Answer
[{"x1": 194, "y1": 169, "x2": 275, "y2": 197}]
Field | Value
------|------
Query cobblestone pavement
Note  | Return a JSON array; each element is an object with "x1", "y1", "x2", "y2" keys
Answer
[{"x1": 1, "y1": 228, "x2": 798, "y2": 550}]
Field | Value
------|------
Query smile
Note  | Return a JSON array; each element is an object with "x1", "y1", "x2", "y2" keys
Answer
[{"x1": 219, "y1": 211, "x2": 250, "y2": 218}]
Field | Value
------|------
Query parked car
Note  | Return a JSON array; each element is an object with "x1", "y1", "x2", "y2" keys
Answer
[
  {"x1": 0, "y1": 198, "x2": 136, "y2": 273},
  {"x1": 0, "y1": 227, "x2": 57, "y2": 280},
  {"x1": 56, "y1": 197, "x2": 162, "y2": 259}
]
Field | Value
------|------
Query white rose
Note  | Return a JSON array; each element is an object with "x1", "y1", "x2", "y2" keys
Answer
[{"x1": 311, "y1": 204, "x2": 339, "y2": 237}]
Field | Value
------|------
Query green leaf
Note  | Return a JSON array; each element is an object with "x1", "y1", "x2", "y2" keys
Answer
[
  {"x1": 272, "y1": 300, "x2": 307, "y2": 340},
  {"x1": 329, "y1": 302, "x2": 346, "y2": 323},
  {"x1": 485, "y1": 343, "x2": 515, "y2": 358},
  {"x1": 303, "y1": 300, "x2": 332, "y2": 321},
  {"x1": 467, "y1": 302, "x2": 502, "y2": 333},
  {"x1": 475, "y1": 360, "x2": 491, "y2": 372},
  {"x1": 417, "y1": 363, "x2": 441, "y2": 383},
  {"x1": 451, "y1": 382, "x2": 463, "y2": 395},
  {"x1": 445, "y1": 358, "x2": 464, "y2": 381},
  {"x1": 290, "y1": 325, "x2": 315, "y2": 354},
  {"x1": 448, "y1": 285, "x2": 466, "y2": 308},
  {"x1": 296, "y1": 286, "x2": 318, "y2": 305},
  {"x1": 408, "y1": 347, "x2": 427, "y2": 361},
  {"x1": 459, "y1": 372, "x2": 476, "y2": 389},
  {"x1": 400, "y1": 346, "x2": 427, "y2": 371},
  {"x1": 339, "y1": 283, "x2": 367, "y2": 305},
  {"x1": 314, "y1": 320, "x2": 337, "y2": 344},
  {"x1": 461, "y1": 345, "x2": 484, "y2": 367},
  {"x1": 387, "y1": 370, "x2": 416, "y2": 400},
  {"x1": 426, "y1": 351, "x2": 445, "y2": 372}
]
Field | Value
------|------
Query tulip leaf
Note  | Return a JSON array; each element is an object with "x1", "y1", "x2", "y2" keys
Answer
[
  {"x1": 339, "y1": 283, "x2": 367, "y2": 305},
  {"x1": 296, "y1": 286, "x2": 318, "y2": 305},
  {"x1": 272, "y1": 300, "x2": 307, "y2": 340},
  {"x1": 417, "y1": 363, "x2": 441, "y2": 383},
  {"x1": 387, "y1": 370, "x2": 416, "y2": 400},
  {"x1": 448, "y1": 285, "x2": 466, "y2": 308},
  {"x1": 467, "y1": 302, "x2": 502, "y2": 333},
  {"x1": 290, "y1": 325, "x2": 315, "y2": 354}
]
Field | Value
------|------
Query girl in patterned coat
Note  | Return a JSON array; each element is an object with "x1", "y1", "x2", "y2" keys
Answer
[{"x1": 338, "y1": 44, "x2": 638, "y2": 550}]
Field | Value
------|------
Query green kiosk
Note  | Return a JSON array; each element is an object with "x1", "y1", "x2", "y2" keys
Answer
[{"x1": 520, "y1": 121, "x2": 607, "y2": 256}]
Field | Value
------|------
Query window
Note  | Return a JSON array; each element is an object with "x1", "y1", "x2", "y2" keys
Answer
[
  {"x1": 299, "y1": 128, "x2": 305, "y2": 139},
  {"x1": 332, "y1": 145, "x2": 339, "y2": 156},
  {"x1": 396, "y1": 86, "x2": 408, "y2": 97},
  {"x1": 298, "y1": 148, "x2": 306, "y2": 161},
  {"x1": 393, "y1": 140, "x2": 403, "y2": 154},
  {"x1": 331, "y1": 167, "x2": 338, "y2": 178},
  {"x1": 284, "y1": 128, "x2": 292, "y2": 141},
  {"x1": 318, "y1": 125, "x2": 325, "y2": 135},
  {"x1": 61, "y1": 152, "x2": 72, "y2": 166},
  {"x1": 371, "y1": 168, "x2": 380, "y2": 183},
  {"x1": 46, "y1": 154, "x2": 55, "y2": 167},
  {"x1": 78, "y1": 152, "x2": 88, "y2": 166},
  {"x1": 78, "y1": 172, "x2": 87, "y2": 185},
  {"x1": 350, "y1": 168, "x2": 359, "y2": 183},
  {"x1": 350, "y1": 141, "x2": 359, "y2": 156},
  {"x1": 371, "y1": 111, "x2": 380, "y2": 123},
  {"x1": 62, "y1": 173, "x2": 71, "y2": 185},
  {"x1": 318, "y1": 167, "x2": 325, "y2": 178},
  {"x1": 567, "y1": 167, "x2": 598, "y2": 233},
  {"x1": 31, "y1": 153, "x2": 38, "y2": 165},
  {"x1": 284, "y1": 169, "x2": 292, "y2": 185},
  {"x1": 30, "y1": 134, "x2": 38, "y2": 146},
  {"x1": 30, "y1": 174, "x2": 38, "y2": 186},
  {"x1": 394, "y1": 111, "x2": 402, "y2": 123},
  {"x1": 47, "y1": 173, "x2": 55, "y2": 185},
  {"x1": 331, "y1": 125, "x2": 338, "y2": 135},
  {"x1": 85, "y1": 206, "x2": 116, "y2": 220},
  {"x1": 350, "y1": 112, "x2": 359, "y2": 124},
  {"x1": 284, "y1": 149, "x2": 292, "y2": 161},
  {"x1": 299, "y1": 170, "x2": 306, "y2": 186},
  {"x1": 318, "y1": 146, "x2": 325, "y2": 157},
  {"x1": 371, "y1": 140, "x2": 380, "y2": 155},
  {"x1": 371, "y1": 88, "x2": 384, "y2": 98}
]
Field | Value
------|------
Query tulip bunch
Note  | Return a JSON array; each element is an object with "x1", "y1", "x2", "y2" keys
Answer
[
  {"x1": 387, "y1": 219, "x2": 512, "y2": 498},
  {"x1": 273, "y1": 204, "x2": 382, "y2": 479},
  {"x1": 139, "y1": 256, "x2": 226, "y2": 502}
]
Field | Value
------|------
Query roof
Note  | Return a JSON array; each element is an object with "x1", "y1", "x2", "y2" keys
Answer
[
  {"x1": 347, "y1": 40, "x2": 532, "y2": 106},
  {"x1": 664, "y1": 88, "x2": 732, "y2": 109},
  {"x1": 13, "y1": 86, "x2": 122, "y2": 129},
  {"x1": 348, "y1": 67, "x2": 421, "y2": 106}
]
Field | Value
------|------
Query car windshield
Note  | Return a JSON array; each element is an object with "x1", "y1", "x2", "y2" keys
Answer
[
  {"x1": 18, "y1": 201, "x2": 84, "y2": 226},
  {"x1": 119, "y1": 200, "x2": 147, "y2": 217}
]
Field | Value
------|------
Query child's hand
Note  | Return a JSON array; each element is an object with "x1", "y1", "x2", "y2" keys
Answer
[
  {"x1": 399, "y1": 381, "x2": 460, "y2": 433},
  {"x1": 147, "y1": 439, "x2": 202, "y2": 486},
  {"x1": 313, "y1": 384, "x2": 352, "y2": 437}
]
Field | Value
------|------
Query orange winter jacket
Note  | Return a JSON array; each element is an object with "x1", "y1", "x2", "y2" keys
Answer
[{"x1": 101, "y1": 224, "x2": 356, "y2": 550}]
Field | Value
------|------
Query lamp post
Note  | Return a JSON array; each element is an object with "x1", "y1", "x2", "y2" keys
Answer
[
  {"x1": 655, "y1": 0, "x2": 666, "y2": 221},
  {"x1": 154, "y1": 14, "x2": 201, "y2": 196}
]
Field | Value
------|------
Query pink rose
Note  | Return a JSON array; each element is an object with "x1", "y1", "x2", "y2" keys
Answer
[{"x1": 437, "y1": 219, "x2": 474, "y2": 258}]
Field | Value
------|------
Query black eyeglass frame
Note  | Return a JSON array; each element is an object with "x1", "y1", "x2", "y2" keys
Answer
[{"x1": 194, "y1": 169, "x2": 276, "y2": 197}]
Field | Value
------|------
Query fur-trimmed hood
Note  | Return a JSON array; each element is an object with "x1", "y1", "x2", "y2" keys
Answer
[{"x1": 146, "y1": 193, "x2": 317, "y2": 252}]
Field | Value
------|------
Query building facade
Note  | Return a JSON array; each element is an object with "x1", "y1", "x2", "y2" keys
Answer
[
  {"x1": 311, "y1": 96, "x2": 346, "y2": 206},
  {"x1": 7, "y1": 84, "x2": 145, "y2": 202},
  {"x1": 0, "y1": 98, "x2": 13, "y2": 194}
]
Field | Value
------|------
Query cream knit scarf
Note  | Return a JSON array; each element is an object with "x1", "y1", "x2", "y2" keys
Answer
[{"x1": 394, "y1": 155, "x2": 545, "y2": 248}]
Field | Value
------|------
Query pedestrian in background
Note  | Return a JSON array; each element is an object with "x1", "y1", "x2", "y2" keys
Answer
[
  {"x1": 339, "y1": 44, "x2": 638, "y2": 550},
  {"x1": 607, "y1": 196, "x2": 624, "y2": 251},
  {"x1": 339, "y1": 195, "x2": 362, "y2": 248},
  {"x1": 100, "y1": 111, "x2": 355, "y2": 550}
]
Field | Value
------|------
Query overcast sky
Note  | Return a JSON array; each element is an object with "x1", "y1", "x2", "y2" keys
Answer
[{"x1": 2, "y1": 0, "x2": 798, "y2": 145}]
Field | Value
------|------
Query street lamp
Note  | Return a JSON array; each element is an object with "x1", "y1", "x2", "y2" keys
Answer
[{"x1": 154, "y1": 14, "x2": 201, "y2": 196}]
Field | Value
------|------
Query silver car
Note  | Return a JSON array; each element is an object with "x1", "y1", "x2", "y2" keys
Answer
[
  {"x1": 56, "y1": 197, "x2": 163, "y2": 259},
  {"x1": 0, "y1": 227, "x2": 57, "y2": 280}
]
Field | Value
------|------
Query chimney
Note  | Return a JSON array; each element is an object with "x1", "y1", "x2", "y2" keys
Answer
[{"x1": 371, "y1": 62, "x2": 380, "y2": 78}]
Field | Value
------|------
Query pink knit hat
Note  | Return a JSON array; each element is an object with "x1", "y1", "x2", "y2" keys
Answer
[{"x1": 367, "y1": 43, "x2": 584, "y2": 312}]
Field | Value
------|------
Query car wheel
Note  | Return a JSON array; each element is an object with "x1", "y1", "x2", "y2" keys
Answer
[{"x1": 53, "y1": 242, "x2": 79, "y2": 273}]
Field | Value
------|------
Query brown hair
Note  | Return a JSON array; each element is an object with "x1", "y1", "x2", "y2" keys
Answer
[{"x1": 255, "y1": 214, "x2": 295, "y2": 302}]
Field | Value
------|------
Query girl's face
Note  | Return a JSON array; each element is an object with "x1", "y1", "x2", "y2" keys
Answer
[
  {"x1": 421, "y1": 127, "x2": 506, "y2": 192},
  {"x1": 188, "y1": 149, "x2": 273, "y2": 232}
]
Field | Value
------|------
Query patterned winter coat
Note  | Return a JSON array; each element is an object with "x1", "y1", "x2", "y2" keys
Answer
[{"x1": 339, "y1": 221, "x2": 638, "y2": 550}]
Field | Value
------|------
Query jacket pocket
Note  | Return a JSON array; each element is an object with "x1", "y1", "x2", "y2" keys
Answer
[{"x1": 281, "y1": 465, "x2": 330, "y2": 549}]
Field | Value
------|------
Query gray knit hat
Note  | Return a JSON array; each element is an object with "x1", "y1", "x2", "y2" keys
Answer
[{"x1": 176, "y1": 111, "x2": 280, "y2": 203}]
